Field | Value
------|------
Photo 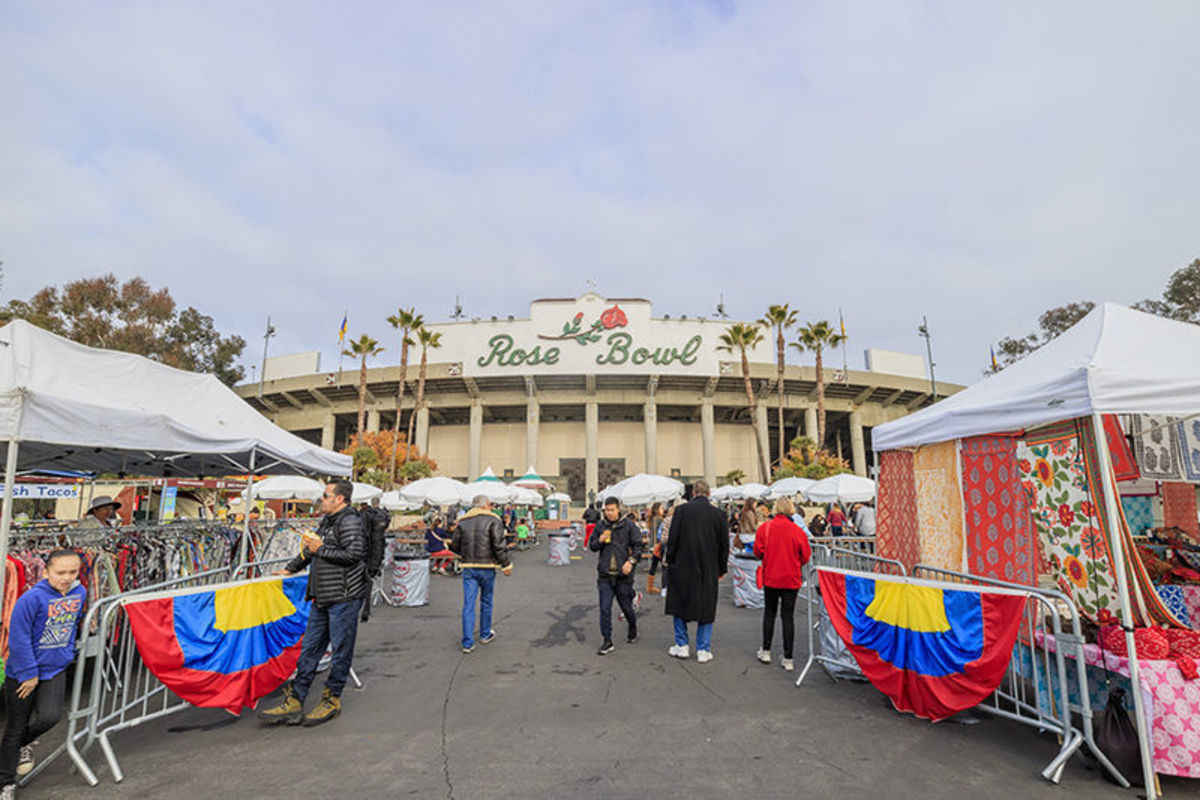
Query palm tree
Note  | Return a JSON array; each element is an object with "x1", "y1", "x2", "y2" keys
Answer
[
  {"x1": 386, "y1": 308, "x2": 424, "y2": 480},
  {"x1": 405, "y1": 327, "x2": 443, "y2": 456},
  {"x1": 342, "y1": 334, "x2": 384, "y2": 439},
  {"x1": 759, "y1": 304, "x2": 798, "y2": 467},
  {"x1": 791, "y1": 320, "x2": 846, "y2": 449},
  {"x1": 717, "y1": 322, "x2": 769, "y2": 483}
]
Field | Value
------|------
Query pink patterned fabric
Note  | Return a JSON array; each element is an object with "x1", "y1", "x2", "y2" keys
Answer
[
  {"x1": 961, "y1": 435, "x2": 1035, "y2": 586},
  {"x1": 877, "y1": 449, "x2": 920, "y2": 571}
]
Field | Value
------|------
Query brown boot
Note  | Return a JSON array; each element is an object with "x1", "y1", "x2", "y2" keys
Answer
[
  {"x1": 258, "y1": 683, "x2": 303, "y2": 726},
  {"x1": 646, "y1": 574, "x2": 658, "y2": 596},
  {"x1": 301, "y1": 688, "x2": 342, "y2": 727}
]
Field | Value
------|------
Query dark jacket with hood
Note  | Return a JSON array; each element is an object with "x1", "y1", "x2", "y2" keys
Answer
[
  {"x1": 589, "y1": 514, "x2": 643, "y2": 579},
  {"x1": 665, "y1": 495, "x2": 729, "y2": 623},
  {"x1": 450, "y1": 507, "x2": 511, "y2": 569},
  {"x1": 286, "y1": 506, "x2": 368, "y2": 607}
]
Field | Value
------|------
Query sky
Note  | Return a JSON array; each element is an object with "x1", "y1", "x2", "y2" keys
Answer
[{"x1": 3, "y1": 1, "x2": 1198, "y2": 386}]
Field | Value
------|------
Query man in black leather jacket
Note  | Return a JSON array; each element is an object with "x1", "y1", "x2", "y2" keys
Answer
[
  {"x1": 450, "y1": 496, "x2": 513, "y2": 653},
  {"x1": 260, "y1": 479, "x2": 366, "y2": 727},
  {"x1": 589, "y1": 496, "x2": 643, "y2": 655}
]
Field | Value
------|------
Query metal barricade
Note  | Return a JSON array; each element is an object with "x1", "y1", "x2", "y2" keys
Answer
[
  {"x1": 907, "y1": 565, "x2": 1126, "y2": 787},
  {"x1": 809, "y1": 536, "x2": 876, "y2": 555},
  {"x1": 23, "y1": 559, "x2": 293, "y2": 787}
]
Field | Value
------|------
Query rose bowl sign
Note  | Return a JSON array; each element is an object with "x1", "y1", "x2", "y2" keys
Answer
[{"x1": 427, "y1": 293, "x2": 770, "y2": 378}]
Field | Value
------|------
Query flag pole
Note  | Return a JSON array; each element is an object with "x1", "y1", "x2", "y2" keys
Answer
[
  {"x1": 337, "y1": 309, "x2": 347, "y2": 384},
  {"x1": 839, "y1": 308, "x2": 848, "y2": 376}
]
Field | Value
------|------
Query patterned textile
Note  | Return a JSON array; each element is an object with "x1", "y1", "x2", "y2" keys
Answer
[
  {"x1": 1130, "y1": 414, "x2": 1183, "y2": 480},
  {"x1": 913, "y1": 441, "x2": 965, "y2": 571},
  {"x1": 1179, "y1": 418, "x2": 1200, "y2": 483},
  {"x1": 1018, "y1": 424, "x2": 1120, "y2": 620},
  {"x1": 1163, "y1": 482, "x2": 1200, "y2": 543},
  {"x1": 962, "y1": 436, "x2": 1036, "y2": 586},
  {"x1": 1121, "y1": 495, "x2": 1155, "y2": 537},
  {"x1": 876, "y1": 450, "x2": 920, "y2": 571},
  {"x1": 1182, "y1": 585, "x2": 1200, "y2": 629},
  {"x1": 1157, "y1": 585, "x2": 1192, "y2": 628},
  {"x1": 1103, "y1": 414, "x2": 1140, "y2": 482}
]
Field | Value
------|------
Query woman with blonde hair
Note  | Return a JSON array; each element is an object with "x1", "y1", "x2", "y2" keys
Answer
[{"x1": 753, "y1": 497, "x2": 812, "y2": 671}]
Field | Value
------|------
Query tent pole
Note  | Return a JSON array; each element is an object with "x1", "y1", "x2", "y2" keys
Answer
[
  {"x1": 237, "y1": 450, "x2": 257, "y2": 578},
  {"x1": 0, "y1": 440, "x2": 19, "y2": 608},
  {"x1": 1091, "y1": 412, "x2": 1157, "y2": 797}
]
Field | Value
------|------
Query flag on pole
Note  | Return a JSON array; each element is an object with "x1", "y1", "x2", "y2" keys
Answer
[
  {"x1": 990, "y1": 346, "x2": 998, "y2": 372},
  {"x1": 839, "y1": 309, "x2": 846, "y2": 338},
  {"x1": 338, "y1": 313, "x2": 348, "y2": 345}
]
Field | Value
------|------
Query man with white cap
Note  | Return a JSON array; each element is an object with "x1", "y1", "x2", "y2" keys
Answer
[{"x1": 79, "y1": 497, "x2": 120, "y2": 529}]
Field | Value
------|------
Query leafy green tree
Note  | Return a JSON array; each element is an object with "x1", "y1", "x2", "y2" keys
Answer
[
  {"x1": 791, "y1": 321, "x2": 846, "y2": 449},
  {"x1": 718, "y1": 322, "x2": 769, "y2": 483},
  {"x1": 342, "y1": 334, "x2": 384, "y2": 439},
  {"x1": 759, "y1": 304, "x2": 798, "y2": 466},
  {"x1": 1134, "y1": 258, "x2": 1200, "y2": 323},
  {"x1": 386, "y1": 307, "x2": 424, "y2": 479},
  {"x1": 406, "y1": 328, "x2": 442, "y2": 453}
]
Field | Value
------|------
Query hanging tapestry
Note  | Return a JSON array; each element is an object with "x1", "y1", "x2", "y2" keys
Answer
[
  {"x1": 1120, "y1": 495, "x2": 1155, "y2": 537},
  {"x1": 1162, "y1": 482, "x2": 1200, "y2": 542},
  {"x1": 913, "y1": 441, "x2": 965, "y2": 571},
  {"x1": 818, "y1": 567, "x2": 1026, "y2": 722},
  {"x1": 1154, "y1": 585, "x2": 1191, "y2": 629},
  {"x1": 1102, "y1": 414, "x2": 1139, "y2": 482},
  {"x1": 1129, "y1": 415, "x2": 1183, "y2": 481},
  {"x1": 961, "y1": 436, "x2": 1036, "y2": 586},
  {"x1": 877, "y1": 449, "x2": 920, "y2": 571},
  {"x1": 1178, "y1": 418, "x2": 1200, "y2": 483}
]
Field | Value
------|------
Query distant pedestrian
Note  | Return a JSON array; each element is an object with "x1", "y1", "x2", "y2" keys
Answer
[
  {"x1": 852, "y1": 503, "x2": 876, "y2": 537},
  {"x1": 827, "y1": 505, "x2": 846, "y2": 536},
  {"x1": 79, "y1": 496, "x2": 120, "y2": 529},
  {"x1": 583, "y1": 502, "x2": 601, "y2": 526},
  {"x1": 738, "y1": 499, "x2": 759, "y2": 535},
  {"x1": 753, "y1": 498, "x2": 812, "y2": 671},
  {"x1": 809, "y1": 514, "x2": 827, "y2": 537},
  {"x1": 665, "y1": 481, "x2": 729, "y2": 663},
  {"x1": 449, "y1": 496, "x2": 512, "y2": 653},
  {"x1": 590, "y1": 497, "x2": 642, "y2": 655}
]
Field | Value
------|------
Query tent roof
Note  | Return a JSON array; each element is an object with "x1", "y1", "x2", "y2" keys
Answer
[
  {"x1": 873, "y1": 303, "x2": 1200, "y2": 451},
  {"x1": 0, "y1": 320, "x2": 351, "y2": 476}
]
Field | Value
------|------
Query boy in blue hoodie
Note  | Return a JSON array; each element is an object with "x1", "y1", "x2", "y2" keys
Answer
[{"x1": 1, "y1": 550, "x2": 85, "y2": 797}]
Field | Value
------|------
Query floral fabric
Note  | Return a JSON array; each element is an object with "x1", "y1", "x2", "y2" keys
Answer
[
  {"x1": 913, "y1": 441, "x2": 965, "y2": 571},
  {"x1": 876, "y1": 449, "x2": 920, "y2": 571}
]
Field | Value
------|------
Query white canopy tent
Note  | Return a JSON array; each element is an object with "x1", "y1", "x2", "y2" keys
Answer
[
  {"x1": 547, "y1": 492, "x2": 571, "y2": 503},
  {"x1": 460, "y1": 479, "x2": 517, "y2": 505},
  {"x1": 0, "y1": 320, "x2": 352, "y2": 596},
  {"x1": 598, "y1": 474, "x2": 684, "y2": 507},
  {"x1": 870, "y1": 303, "x2": 1200, "y2": 797},
  {"x1": 351, "y1": 482, "x2": 383, "y2": 504},
  {"x1": 247, "y1": 475, "x2": 324, "y2": 501},
  {"x1": 380, "y1": 490, "x2": 421, "y2": 511},
  {"x1": 767, "y1": 477, "x2": 816, "y2": 500},
  {"x1": 710, "y1": 485, "x2": 739, "y2": 502},
  {"x1": 510, "y1": 486, "x2": 545, "y2": 507},
  {"x1": 512, "y1": 467, "x2": 553, "y2": 490},
  {"x1": 398, "y1": 476, "x2": 467, "y2": 507},
  {"x1": 804, "y1": 474, "x2": 876, "y2": 504}
]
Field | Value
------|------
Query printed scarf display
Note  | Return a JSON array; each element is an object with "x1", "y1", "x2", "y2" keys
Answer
[
  {"x1": 913, "y1": 441, "x2": 965, "y2": 571},
  {"x1": 1178, "y1": 418, "x2": 1200, "y2": 483},
  {"x1": 1162, "y1": 482, "x2": 1200, "y2": 542},
  {"x1": 876, "y1": 449, "x2": 920, "y2": 571},
  {"x1": 1120, "y1": 495, "x2": 1155, "y2": 537},
  {"x1": 1130, "y1": 415, "x2": 1183, "y2": 481},
  {"x1": 961, "y1": 436, "x2": 1036, "y2": 586},
  {"x1": 1102, "y1": 414, "x2": 1140, "y2": 482}
]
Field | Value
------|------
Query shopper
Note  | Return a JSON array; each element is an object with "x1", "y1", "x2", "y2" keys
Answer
[
  {"x1": 1, "y1": 550, "x2": 86, "y2": 796},
  {"x1": 260, "y1": 480, "x2": 367, "y2": 727},
  {"x1": 753, "y1": 498, "x2": 812, "y2": 671},
  {"x1": 79, "y1": 496, "x2": 120, "y2": 529},
  {"x1": 425, "y1": 516, "x2": 456, "y2": 574},
  {"x1": 852, "y1": 503, "x2": 876, "y2": 536},
  {"x1": 449, "y1": 496, "x2": 512, "y2": 653},
  {"x1": 827, "y1": 504, "x2": 847, "y2": 536},
  {"x1": 664, "y1": 481, "x2": 729, "y2": 663},
  {"x1": 646, "y1": 504, "x2": 669, "y2": 596},
  {"x1": 590, "y1": 497, "x2": 642, "y2": 655}
]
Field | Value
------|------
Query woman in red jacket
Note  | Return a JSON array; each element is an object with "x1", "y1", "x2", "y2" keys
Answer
[{"x1": 752, "y1": 497, "x2": 812, "y2": 671}]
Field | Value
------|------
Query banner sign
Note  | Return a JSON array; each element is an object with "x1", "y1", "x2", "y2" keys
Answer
[{"x1": 12, "y1": 483, "x2": 81, "y2": 500}]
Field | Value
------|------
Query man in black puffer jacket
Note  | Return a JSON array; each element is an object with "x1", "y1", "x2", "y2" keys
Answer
[
  {"x1": 589, "y1": 496, "x2": 643, "y2": 655},
  {"x1": 260, "y1": 479, "x2": 366, "y2": 727}
]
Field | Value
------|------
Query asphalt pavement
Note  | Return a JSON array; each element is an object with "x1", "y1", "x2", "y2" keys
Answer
[{"x1": 20, "y1": 547, "x2": 1193, "y2": 799}]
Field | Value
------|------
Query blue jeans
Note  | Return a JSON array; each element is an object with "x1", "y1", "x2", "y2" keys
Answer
[
  {"x1": 461, "y1": 568, "x2": 496, "y2": 648},
  {"x1": 293, "y1": 597, "x2": 362, "y2": 701},
  {"x1": 673, "y1": 616, "x2": 713, "y2": 652}
]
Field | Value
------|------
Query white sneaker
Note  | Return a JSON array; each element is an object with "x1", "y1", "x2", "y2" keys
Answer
[
  {"x1": 16, "y1": 743, "x2": 33, "y2": 776},
  {"x1": 781, "y1": 658, "x2": 795, "y2": 672},
  {"x1": 1, "y1": 783, "x2": 14, "y2": 800},
  {"x1": 668, "y1": 644, "x2": 690, "y2": 659},
  {"x1": 697, "y1": 650, "x2": 714, "y2": 664},
  {"x1": 756, "y1": 649, "x2": 771, "y2": 664}
]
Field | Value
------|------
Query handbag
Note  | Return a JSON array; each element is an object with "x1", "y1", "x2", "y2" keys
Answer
[{"x1": 1095, "y1": 688, "x2": 1144, "y2": 787}]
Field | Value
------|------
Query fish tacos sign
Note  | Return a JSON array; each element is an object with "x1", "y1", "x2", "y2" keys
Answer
[{"x1": 430, "y1": 294, "x2": 764, "y2": 377}]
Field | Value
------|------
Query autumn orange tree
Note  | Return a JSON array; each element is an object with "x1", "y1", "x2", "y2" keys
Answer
[
  {"x1": 772, "y1": 435, "x2": 852, "y2": 480},
  {"x1": 341, "y1": 430, "x2": 437, "y2": 485}
]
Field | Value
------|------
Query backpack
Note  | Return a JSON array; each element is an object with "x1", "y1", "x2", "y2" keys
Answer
[{"x1": 363, "y1": 506, "x2": 389, "y2": 578}]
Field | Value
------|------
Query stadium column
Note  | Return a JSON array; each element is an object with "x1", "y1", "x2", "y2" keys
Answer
[
  {"x1": 525, "y1": 396, "x2": 539, "y2": 472},
  {"x1": 469, "y1": 400, "x2": 483, "y2": 480},
  {"x1": 586, "y1": 400, "x2": 598, "y2": 500},
  {"x1": 643, "y1": 398, "x2": 657, "y2": 475},
  {"x1": 805, "y1": 406, "x2": 818, "y2": 443},
  {"x1": 367, "y1": 408, "x2": 380, "y2": 433},
  {"x1": 416, "y1": 406, "x2": 430, "y2": 456},
  {"x1": 321, "y1": 414, "x2": 336, "y2": 450},
  {"x1": 850, "y1": 409, "x2": 867, "y2": 477},
  {"x1": 701, "y1": 398, "x2": 715, "y2": 488}
]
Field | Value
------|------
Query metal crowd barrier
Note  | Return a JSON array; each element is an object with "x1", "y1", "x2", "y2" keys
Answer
[
  {"x1": 809, "y1": 536, "x2": 876, "y2": 555},
  {"x1": 909, "y1": 564, "x2": 1126, "y2": 786},
  {"x1": 23, "y1": 558, "x2": 293, "y2": 787}
]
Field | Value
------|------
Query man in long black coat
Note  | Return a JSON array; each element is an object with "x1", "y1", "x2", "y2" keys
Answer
[{"x1": 664, "y1": 480, "x2": 729, "y2": 663}]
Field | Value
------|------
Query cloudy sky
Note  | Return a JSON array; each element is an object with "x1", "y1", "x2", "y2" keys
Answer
[{"x1": 4, "y1": 1, "x2": 1197, "y2": 385}]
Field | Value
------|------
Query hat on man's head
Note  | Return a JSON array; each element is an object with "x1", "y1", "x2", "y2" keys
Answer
[{"x1": 88, "y1": 495, "x2": 121, "y2": 513}]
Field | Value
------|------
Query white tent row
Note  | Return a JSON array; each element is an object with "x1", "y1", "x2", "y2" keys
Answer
[
  {"x1": 598, "y1": 474, "x2": 684, "y2": 506},
  {"x1": 870, "y1": 303, "x2": 1200, "y2": 798},
  {"x1": 0, "y1": 320, "x2": 352, "y2": 598},
  {"x1": 803, "y1": 474, "x2": 876, "y2": 504}
]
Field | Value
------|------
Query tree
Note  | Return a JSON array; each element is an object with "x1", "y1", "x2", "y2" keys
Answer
[
  {"x1": 342, "y1": 334, "x2": 384, "y2": 439},
  {"x1": 990, "y1": 301, "x2": 1094, "y2": 372},
  {"x1": 717, "y1": 322, "x2": 770, "y2": 483},
  {"x1": 791, "y1": 321, "x2": 846, "y2": 449},
  {"x1": 406, "y1": 328, "x2": 443, "y2": 455},
  {"x1": 1134, "y1": 257, "x2": 1200, "y2": 323},
  {"x1": 773, "y1": 434, "x2": 852, "y2": 480},
  {"x1": 0, "y1": 274, "x2": 246, "y2": 384},
  {"x1": 759, "y1": 304, "x2": 798, "y2": 468},
  {"x1": 720, "y1": 468, "x2": 746, "y2": 487},
  {"x1": 340, "y1": 430, "x2": 436, "y2": 485},
  {"x1": 386, "y1": 308, "x2": 424, "y2": 480}
]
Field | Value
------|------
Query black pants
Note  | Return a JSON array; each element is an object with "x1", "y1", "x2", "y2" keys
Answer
[
  {"x1": 0, "y1": 671, "x2": 67, "y2": 785},
  {"x1": 648, "y1": 555, "x2": 661, "y2": 576},
  {"x1": 762, "y1": 587, "x2": 799, "y2": 659},
  {"x1": 597, "y1": 577, "x2": 637, "y2": 641}
]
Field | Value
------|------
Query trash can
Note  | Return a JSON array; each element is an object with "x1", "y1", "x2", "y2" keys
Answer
[
  {"x1": 729, "y1": 554, "x2": 764, "y2": 608},
  {"x1": 391, "y1": 554, "x2": 430, "y2": 606},
  {"x1": 547, "y1": 532, "x2": 572, "y2": 566}
]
